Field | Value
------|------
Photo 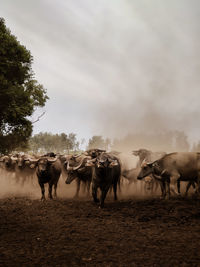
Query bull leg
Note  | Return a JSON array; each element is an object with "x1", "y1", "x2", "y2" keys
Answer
[
  {"x1": 86, "y1": 180, "x2": 91, "y2": 197},
  {"x1": 192, "y1": 181, "x2": 196, "y2": 189},
  {"x1": 53, "y1": 183, "x2": 58, "y2": 198},
  {"x1": 168, "y1": 174, "x2": 180, "y2": 199},
  {"x1": 74, "y1": 179, "x2": 80, "y2": 198},
  {"x1": 144, "y1": 184, "x2": 148, "y2": 195},
  {"x1": 117, "y1": 178, "x2": 121, "y2": 194},
  {"x1": 150, "y1": 183, "x2": 154, "y2": 195},
  {"x1": 158, "y1": 181, "x2": 166, "y2": 199},
  {"x1": 184, "y1": 181, "x2": 193, "y2": 197},
  {"x1": 39, "y1": 182, "x2": 45, "y2": 200},
  {"x1": 177, "y1": 179, "x2": 181, "y2": 194},
  {"x1": 196, "y1": 172, "x2": 200, "y2": 196},
  {"x1": 15, "y1": 174, "x2": 21, "y2": 185},
  {"x1": 165, "y1": 181, "x2": 171, "y2": 199},
  {"x1": 92, "y1": 183, "x2": 99, "y2": 203},
  {"x1": 113, "y1": 182, "x2": 118, "y2": 201},
  {"x1": 48, "y1": 183, "x2": 53, "y2": 199},
  {"x1": 154, "y1": 180, "x2": 159, "y2": 193},
  {"x1": 100, "y1": 186, "x2": 110, "y2": 208}
]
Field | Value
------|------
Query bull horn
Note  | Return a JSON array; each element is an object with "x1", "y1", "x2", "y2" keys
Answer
[
  {"x1": 72, "y1": 158, "x2": 85, "y2": 171},
  {"x1": 47, "y1": 157, "x2": 58, "y2": 163},
  {"x1": 66, "y1": 161, "x2": 73, "y2": 171},
  {"x1": 11, "y1": 156, "x2": 18, "y2": 161},
  {"x1": 27, "y1": 158, "x2": 39, "y2": 163},
  {"x1": 72, "y1": 154, "x2": 81, "y2": 158},
  {"x1": 147, "y1": 162, "x2": 153, "y2": 166},
  {"x1": 109, "y1": 160, "x2": 119, "y2": 167}
]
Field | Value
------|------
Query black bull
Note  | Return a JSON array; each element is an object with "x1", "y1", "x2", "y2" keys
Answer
[
  {"x1": 29, "y1": 157, "x2": 62, "y2": 200},
  {"x1": 64, "y1": 156, "x2": 92, "y2": 198},
  {"x1": 65, "y1": 158, "x2": 92, "y2": 198},
  {"x1": 86, "y1": 153, "x2": 121, "y2": 208},
  {"x1": 137, "y1": 152, "x2": 200, "y2": 199}
]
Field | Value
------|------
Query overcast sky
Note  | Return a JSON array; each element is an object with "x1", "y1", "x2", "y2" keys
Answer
[{"x1": 1, "y1": 0, "x2": 200, "y2": 144}]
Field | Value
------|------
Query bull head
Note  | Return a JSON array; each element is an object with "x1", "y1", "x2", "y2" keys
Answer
[
  {"x1": 137, "y1": 161, "x2": 154, "y2": 180},
  {"x1": 108, "y1": 159, "x2": 119, "y2": 167},
  {"x1": 95, "y1": 158, "x2": 119, "y2": 168}
]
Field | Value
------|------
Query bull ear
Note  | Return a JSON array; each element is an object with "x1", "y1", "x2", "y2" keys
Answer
[
  {"x1": 151, "y1": 161, "x2": 158, "y2": 168},
  {"x1": 109, "y1": 160, "x2": 119, "y2": 168},
  {"x1": 146, "y1": 162, "x2": 153, "y2": 168}
]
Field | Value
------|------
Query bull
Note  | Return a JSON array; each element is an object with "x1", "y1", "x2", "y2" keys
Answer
[
  {"x1": 143, "y1": 176, "x2": 160, "y2": 195},
  {"x1": 133, "y1": 149, "x2": 166, "y2": 195},
  {"x1": 64, "y1": 155, "x2": 92, "y2": 198},
  {"x1": 29, "y1": 156, "x2": 62, "y2": 200},
  {"x1": 15, "y1": 154, "x2": 37, "y2": 185},
  {"x1": 1, "y1": 155, "x2": 16, "y2": 172},
  {"x1": 86, "y1": 152, "x2": 121, "y2": 208},
  {"x1": 137, "y1": 152, "x2": 200, "y2": 199},
  {"x1": 0, "y1": 155, "x2": 17, "y2": 180}
]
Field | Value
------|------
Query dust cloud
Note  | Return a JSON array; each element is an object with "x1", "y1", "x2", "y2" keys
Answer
[
  {"x1": 0, "y1": 171, "x2": 79, "y2": 200},
  {"x1": 0, "y1": 159, "x2": 156, "y2": 201},
  {"x1": 2, "y1": 1, "x2": 199, "y2": 143}
]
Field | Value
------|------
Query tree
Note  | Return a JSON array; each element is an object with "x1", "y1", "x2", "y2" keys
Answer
[
  {"x1": 87, "y1": 135, "x2": 106, "y2": 150},
  {"x1": 0, "y1": 18, "x2": 48, "y2": 154}
]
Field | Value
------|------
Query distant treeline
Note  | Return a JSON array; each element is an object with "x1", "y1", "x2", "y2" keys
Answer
[
  {"x1": 28, "y1": 132, "x2": 80, "y2": 154},
  {"x1": 22, "y1": 130, "x2": 200, "y2": 154}
]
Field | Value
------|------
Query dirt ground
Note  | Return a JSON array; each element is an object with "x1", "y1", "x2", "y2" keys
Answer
[{"x1": 1, "y1": 179, "x2": 200, "y2": 267}]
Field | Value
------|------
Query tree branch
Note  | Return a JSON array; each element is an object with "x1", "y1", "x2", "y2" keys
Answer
[{"x1": 32, "y1": 112, "x2": 46, "y2": 124}]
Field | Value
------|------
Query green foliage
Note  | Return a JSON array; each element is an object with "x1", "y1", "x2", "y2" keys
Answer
[
  {"x1": 0, "y1": 18, "x2": 48, "y2": 154},
  {"x1": 28, "y1": 132, "x2": 80, "y2": 154}
]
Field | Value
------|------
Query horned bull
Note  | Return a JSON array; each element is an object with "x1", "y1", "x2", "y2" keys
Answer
[
  {"x1": 29, "y1": 156, "x2": 62, "y2": 200},
  {"x1": 86, "y1": 152, "x2": 121, "y2": 208},
  {"x1": 137, "y1": 152, "x2": 200, "y2": 199},
  {"x1": 15, "y1": 154, "x2": 37, "y2": 185},
  {"x1": 64, "y1": 155, "x2": 92, "y2": 198}
]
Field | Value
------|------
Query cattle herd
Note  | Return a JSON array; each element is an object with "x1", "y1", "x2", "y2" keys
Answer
[{"x1": 0, "y1": 148, "x2": 199, "y2": 208}]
